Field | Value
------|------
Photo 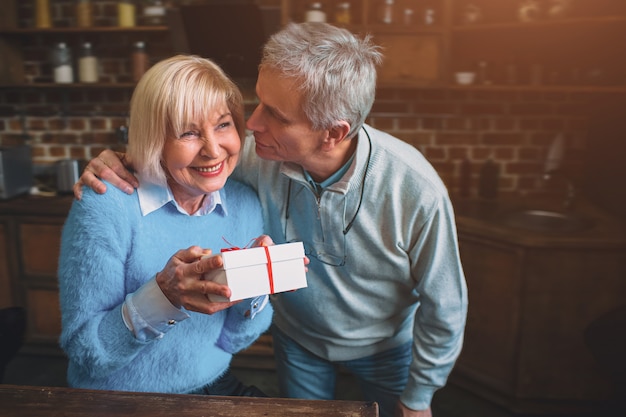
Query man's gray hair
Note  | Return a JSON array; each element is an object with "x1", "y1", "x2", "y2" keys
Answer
[{"x1": 260, "y1": 22, "x2": 383, "y2": 138}]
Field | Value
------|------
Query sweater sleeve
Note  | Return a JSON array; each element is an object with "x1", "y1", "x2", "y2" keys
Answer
[
  {"x1": 400, "y1": 195, "x2": 468, "y2": 411},
  {"x1": 58, "y1": 187, "x2": 149, "y2": 378},
  {"x1": 216, "y1": 296, "x2": 273, "y2": 354}
]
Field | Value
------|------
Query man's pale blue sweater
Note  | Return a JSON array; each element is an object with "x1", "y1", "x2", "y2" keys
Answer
[
  {"x1": 233, "y1": 124, "x2": 468, "y2": 410},
  {"x1": 58, "y1": 179, "x2": 272, "y2": 393}
]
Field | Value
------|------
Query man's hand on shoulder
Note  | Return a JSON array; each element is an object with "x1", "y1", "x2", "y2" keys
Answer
[{"x1": 73, "y1": 150, "x2": 139, "y2": 200}]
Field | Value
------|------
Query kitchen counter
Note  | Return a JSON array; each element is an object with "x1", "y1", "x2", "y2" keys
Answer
[
  {"x1": 453, "y1": 196, "x2": 626, "y2": 249},
  {"x1": 0, "y1": 193, "x2": 73, "y2": 216},
  {"x1": 451, "y1": 196, "x2": 626, "y2": 414}
]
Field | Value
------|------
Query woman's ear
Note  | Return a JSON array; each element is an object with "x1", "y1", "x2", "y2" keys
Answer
[{"x1": 322, "y1": 121, "x2": 351, "y2": 151}]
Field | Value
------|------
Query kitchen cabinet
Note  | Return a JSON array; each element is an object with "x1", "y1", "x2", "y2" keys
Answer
[
  {"x1": 0, "y1": 220, "x2": 16, "y2": 308},
  {"x1": 0, "y1": 196, "x2": 70, "y2": 355},
  {"x1": 281, "y1": 0, "x2": 626, "y2": 92},
  {"x1": 281, "y1": 0, "x2": 450, "y2": 87},
  {"x1": 2, "y1": 1, "x2": 624, "y2": 92},
  {"x1": 0, "y1": 26, "x2": 171, "y2": 88},
  {"x1": 449, "y1": 0, "x2": 626, "y2": 90},
  {"x1": 453, "y1": 198, "x2": 626, "y2": 414},
  {"x1": 0, "y1": 0, "x2": 172, "y2": 88}
]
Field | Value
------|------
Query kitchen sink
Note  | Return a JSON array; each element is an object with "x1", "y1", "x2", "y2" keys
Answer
[{"x1": 499, "y1": 209, "x2": 593, "y2": 233}]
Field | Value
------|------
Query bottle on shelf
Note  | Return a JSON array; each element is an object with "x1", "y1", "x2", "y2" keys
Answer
[
  {"x1": 477, "y1": 60, "x2": 492, "y2": 85},
  {"x1": 51, "y1": 42, "x2": 74, "y2": 84},
  {"x1": 35, "y1": 0, "x2": 52, "y2": 28},
  {"x1": 377, "y1": 0, "x2": 395, "y2": 24},
  {"x1": 305, "y1": 2, "x2": 327, "y2": 23},
  {"x1": 75, "y1": 0, "x2": 94, "y2": 28},
  {"x1": 141, "y1": 0, "x2": 167, "y2": 26},
  {"x1": 118, "y1": 0, "x2": 137, "y2": 27},
  {"x1": 402, "y1": 8, "x2": 415, "y2": 26},
  {"x1": 132, "y1": 41, "x2": 149, "y2": 82},
  {"x1": 78, "y1": 42, "x2": 98, "y2": 83},
  {"x1": 422, "y1": 0, "x2": 436, "y2": 25},
  {"x1": 334, "y1": 2, "x2": 351, "y2": 25}
]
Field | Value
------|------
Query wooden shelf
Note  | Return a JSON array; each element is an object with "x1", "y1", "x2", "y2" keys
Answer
[
  {"x1": 0, "y1": 83, "x2": 136, "y2": 89},
  {"x1": 452, "y1": 15, "x2": 626, "y2": 32},
  {"x1": 446, "y1": 84, "x2": 626, "y2": 93},
  {"x1": 4, "y1": 83, "x2": 625, "y2": 94},
  {"x1": 356, "y1": 24, "x2": 446, "y2": 35},
  {"x1": 0, "y1": 26, "x2": 169, "y2": 34}
]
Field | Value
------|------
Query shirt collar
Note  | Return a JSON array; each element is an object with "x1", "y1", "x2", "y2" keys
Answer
[
  {"x1": 136, "y1": 172, "x2": 226, "y2": 217},
  {"x1": 303, "y1": 152, "x2": 355, "y2": 194}
]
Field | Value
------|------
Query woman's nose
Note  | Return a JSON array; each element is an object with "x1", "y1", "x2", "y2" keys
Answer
[{"x1": 199, "y1": 135, "x2": 221, "y2": 158}]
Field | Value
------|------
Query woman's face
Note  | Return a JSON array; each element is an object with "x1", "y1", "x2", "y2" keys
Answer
[{"x1": 162, "y1": 105, "x2": 241, "y2": 209}]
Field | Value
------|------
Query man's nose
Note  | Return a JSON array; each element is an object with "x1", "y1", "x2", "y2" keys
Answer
[{"x1": 246, "y1": 105, "x2": 263, "y2": 131}]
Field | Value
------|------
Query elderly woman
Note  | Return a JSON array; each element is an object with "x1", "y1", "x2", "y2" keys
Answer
[{"x1": 58, "y1": 55, "x2": 272, "y2": 396}]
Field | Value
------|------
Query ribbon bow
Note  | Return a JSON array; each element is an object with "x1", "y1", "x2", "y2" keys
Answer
[{"x1": 220, "y1": 237, "x2": 275, "y2": 294}]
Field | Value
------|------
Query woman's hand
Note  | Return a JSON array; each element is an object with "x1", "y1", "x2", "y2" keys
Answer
[
  {"x1": 251, "y1": 234, "x2": 274, "y2": 248},
  {"x1": 156, "y1": 246, "x2": 238, "y2": 315},
  {"x1": 73, "y1": 150, "x2": 139, "y2": 200}
]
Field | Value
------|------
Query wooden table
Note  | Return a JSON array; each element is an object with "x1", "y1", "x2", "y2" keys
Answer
[{"x1": 0, "y1": 385, "x2": 378, "y2": 417}]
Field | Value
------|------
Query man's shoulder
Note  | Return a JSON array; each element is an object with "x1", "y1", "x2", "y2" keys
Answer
[
  {"x1": 366, "y1": 126, "x2": 436, "y2": 176},
  {"x1": 364, "y1": 125, "x2": 450, "y2": 200},
  {"x1": 365, "y1": 124, "x2": 422, "y2": 158}
]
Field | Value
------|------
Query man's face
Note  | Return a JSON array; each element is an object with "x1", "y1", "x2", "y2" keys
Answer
[{"x1": 246, "y1": 67, "x2": 328, "y2": 170}]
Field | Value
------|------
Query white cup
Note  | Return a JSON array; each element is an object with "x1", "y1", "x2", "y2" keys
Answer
[{"x1": 455, "y1": 72, "x2": 476, "y2": 85}]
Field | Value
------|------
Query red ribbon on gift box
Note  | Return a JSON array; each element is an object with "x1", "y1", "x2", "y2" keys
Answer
[
  {"x1": 220, "y1": 240, "x2": 275, "y2": 295},
  {"x1": 263, "y1": 246, "x2": 275, "y2": 294}
]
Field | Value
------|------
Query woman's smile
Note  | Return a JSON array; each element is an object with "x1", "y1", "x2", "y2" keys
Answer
[{"x1": 193, "y1": 162, "x2": 224, "y2": 175}]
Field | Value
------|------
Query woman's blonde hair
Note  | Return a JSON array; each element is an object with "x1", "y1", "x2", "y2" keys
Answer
[{"x1": 127, "y1": 55, "x2": 245, "y2": 184}]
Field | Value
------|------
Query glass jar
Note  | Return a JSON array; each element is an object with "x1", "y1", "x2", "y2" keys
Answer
[
  {"x1": 35, "y1": 0, "x2": 52, "y2": 28},
  {"x1": 377, "y1": 0, "x2": 394, "y2": 25},
  {"x1": 75, "y1": 0, "x2": 94, "y2": 28},
  {"x1": 142, "y1": 0, "x2": 166, "y2": 26},
  {"x1": 305, "y1": 2, "x2": 326, "y2": 23},
  {"x1": 118, "y1": 0, "x2": 136, "y2": 27},
  {"x1": 51, "y1": 43, "x2": 73, "y2": 84},
  {"x1": 335, "y1": 2, "x2": 351, "y2": 25},
  {"x1": 78, "y1": 42, "x2": 98, "y2": 83},
  {"x1": 132, "y1": 41, "x2": 149, "y2": 82},
  {"x1": 402, "y1": 8, "x2": 414, "y2": 26}
]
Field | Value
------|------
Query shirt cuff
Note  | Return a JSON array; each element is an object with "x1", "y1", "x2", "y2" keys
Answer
[{"x1": 122, "y1": 276, "x2": 190, "y2": 342}]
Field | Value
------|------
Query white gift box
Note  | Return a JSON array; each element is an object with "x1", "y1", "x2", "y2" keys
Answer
[{"x1": 204, "y1": 242, "x2": 307, "y2": 302}]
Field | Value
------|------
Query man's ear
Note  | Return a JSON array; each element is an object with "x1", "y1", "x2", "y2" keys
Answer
[{"x1": 322, "y1": 121, "x2": 351, "y2": 151}]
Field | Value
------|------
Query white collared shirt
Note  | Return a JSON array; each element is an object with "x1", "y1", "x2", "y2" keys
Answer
[{"x1": 136, "y1": 172, "x2": 225, "y2": 217}]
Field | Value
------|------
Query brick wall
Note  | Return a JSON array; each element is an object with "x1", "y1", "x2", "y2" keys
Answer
[
  {"x1": 369, "y1": 88, "x2": 595, "y2": 198},
  {"x1": 0, "y1": 0, "x2": 605, "y2": 198}
]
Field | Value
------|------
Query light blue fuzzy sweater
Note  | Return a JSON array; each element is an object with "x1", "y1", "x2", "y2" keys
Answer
[{"x1": 58, "y1": 179, "x2": 272, "y2": 393}]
